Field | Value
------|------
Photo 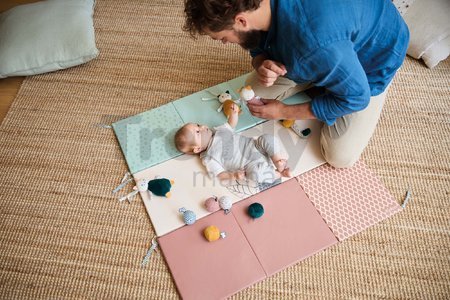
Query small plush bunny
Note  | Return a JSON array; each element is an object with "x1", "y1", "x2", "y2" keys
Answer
[
  {"x1": 202, "y1": 90, "x2": 233, "y2": 112},
  {"x1": 202, "y1": 90, "x2": 241, "y2": 117}
]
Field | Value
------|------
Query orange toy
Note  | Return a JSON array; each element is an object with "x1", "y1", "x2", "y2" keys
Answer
[{"x1": 222, "y1": 99, "x2": 241, "y2": 118}]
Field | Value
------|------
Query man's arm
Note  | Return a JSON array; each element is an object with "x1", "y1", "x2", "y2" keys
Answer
[
  {"x1": 250, "y1": 41, "x2": 371, "y2": 125},
  {"x1": 248, "y1": 99, "x2": 316, "y2": 120}
]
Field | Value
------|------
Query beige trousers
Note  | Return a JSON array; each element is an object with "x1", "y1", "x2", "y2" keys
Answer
[{"x1": 245, "y1": 71, "x2": 389, "y2": 168}]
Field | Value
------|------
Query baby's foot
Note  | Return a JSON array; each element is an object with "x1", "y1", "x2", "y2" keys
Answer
[
  {"x1": 280, "y1": 167, "x2": 292, "y2": 178},
  {"x1": 274, "y1": 159, "x2": 287, "y2": 172}
]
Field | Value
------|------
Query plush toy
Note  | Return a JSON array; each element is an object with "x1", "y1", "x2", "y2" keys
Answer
[
  {"x1": 239, "y1": 85, "x2": 264, "y2": 106},
  {"x1": 202, "y1": 90, "x2": 241, "y2": 118},
  {"x1": 179, "y1": 207, "x2": 196, "y2": 225},
  {"x1": 203, "y1": 225, "x2": 227, "y2": 242},
  {"x1": 218, "y1": 196, "x2": 232, "y2": 214},
  {"x1": 204, "y1": 196, "x2": 220, "y2": 212},
  {"x1": 147, "y1": 178, "x2": 174, "y2": 198},
  {"x1": 222, "y1": 99, "x2": 242, "y2": 118},
  {"x1": 248, "y1": 202, "x2": 264, "y2": 219},
  {"x1": 127, "y1": 177, "x2": 173, "y2": 201},
  {"x1": 115, "y1": 174, "x2": 174, "y2": 203},
  {"x1": 202, "y1": 90, "x2": 231, "y2": 112}
]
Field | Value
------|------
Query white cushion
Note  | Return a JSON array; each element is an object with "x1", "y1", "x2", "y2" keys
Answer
[
  {"x1": 403, "y1": 0, "x2": 450, "y2": 68},
  {"x1": 391, "y1": 0, "x2": 416, "y2": 16},
  {"x1": 0, "y1": 0, "x2": 99, "y2": 78}
]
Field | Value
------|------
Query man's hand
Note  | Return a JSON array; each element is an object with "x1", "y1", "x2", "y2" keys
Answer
[
  {"x1": 256, "y1": 59, "x2": 287, "y2": 87},
  {"x1": 249, "y1": 100, "x2": 316, "y2": 120},
  {"x1": 247, "y1": 98, "x2": 287, "y2": 119}
]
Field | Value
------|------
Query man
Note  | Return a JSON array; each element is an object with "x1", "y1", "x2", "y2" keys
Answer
[{"x1": 183, "y1": 0, "x2": 409, "y2": 168}]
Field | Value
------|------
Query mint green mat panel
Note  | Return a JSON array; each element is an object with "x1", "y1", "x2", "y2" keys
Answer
[
  {"x1": 113, "y1": 73, "x2": 312, "y2": 174},
  {"x1": 172, "y1": 74, "x2": 264, "y2": 132},
  {"x1": 112, "y1": 103, "x2": 184, "y2": 174}
]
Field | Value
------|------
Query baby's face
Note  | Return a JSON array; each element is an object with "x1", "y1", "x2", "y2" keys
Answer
[{"x1": 184, "y1": 123, "x2": 213, "y2": 154}]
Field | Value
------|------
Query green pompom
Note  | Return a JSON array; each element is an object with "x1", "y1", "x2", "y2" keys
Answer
[
  {"x1": 301, "y1": 128, "x2": 311, "y2": 137},
  {"x1": 148, "y1": 178, "x2": 172, "y2": 197},
  {"x1": 248, "y1": 202, "x2": 264, "y2": 219}
]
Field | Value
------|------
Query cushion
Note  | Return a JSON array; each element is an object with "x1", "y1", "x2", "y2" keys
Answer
[
  {"x1": 0, "y1": 0, "x2": 99, "y2": 78},
  {"x1": 403, "y1": 0, "x2": 450, "y2": 68},
  {"x1": 391, "y1": 0, "x2": 415, "y2": 16}
]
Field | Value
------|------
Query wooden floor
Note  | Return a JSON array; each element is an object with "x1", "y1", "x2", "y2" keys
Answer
[{"x1": 0, "y1": 0, "x2": 41, "y2": 124}]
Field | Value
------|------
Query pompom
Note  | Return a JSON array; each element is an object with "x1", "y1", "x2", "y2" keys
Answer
[
  {"x1": 301, "y1": 128, "x2": 311, "y2": 137},
  {"x1": 218, "y1": 196, "x2": 232, "y2": 214},
  {"x1": 204, "y1": 196, "x2": 219, "y2": 212},
  {"x1": 281, "y1": 119, "x2": 295, "y2": 128},
  {"x1": 179, "y1": 207, "x2": 196, "y2": 225},
  {"x1": 248, "y1": 202, "x2": 264, "y2": 219},
  {"x1": 204, "y1": 225, "x2": 226, "y2": 242}
]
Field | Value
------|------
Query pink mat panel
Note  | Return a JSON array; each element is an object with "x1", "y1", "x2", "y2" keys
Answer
[
  {"x1": 158, "y1": 161, "x2": 401, "y2": 299},
  {"x1": 232, "y1": 178, "x2": 338, "y2": 276},
  {"x1": 158, "y1": 210, "x2": 266, "y2": 300},
  {"x1": 297, "y1": 161, "x2": 402, "y2": 241}
]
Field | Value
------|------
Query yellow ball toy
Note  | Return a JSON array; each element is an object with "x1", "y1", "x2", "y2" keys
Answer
[
  {"x1": 203, "y1": 225, "x2": 226, "y2": 242},
  {"x1": 281, "y1": 119, "x2": 295, "y2": 128}
]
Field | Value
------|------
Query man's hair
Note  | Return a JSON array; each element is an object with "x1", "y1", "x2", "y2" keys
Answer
[
  {"x1": 183, "y1": 0, "x2": 263, "y2": 37},
  {"x1": 174, "y1": 125, "x2": 194, "y2": 154}
]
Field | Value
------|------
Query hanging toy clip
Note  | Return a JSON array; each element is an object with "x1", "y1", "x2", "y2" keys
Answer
[{"x1": 141, "y1": 237, "x2": 158, "y2": 267}]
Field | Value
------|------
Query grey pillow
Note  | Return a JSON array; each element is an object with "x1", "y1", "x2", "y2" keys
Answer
[{"x1": 0, "y1": 0, "x2": 99, "y2": 78}]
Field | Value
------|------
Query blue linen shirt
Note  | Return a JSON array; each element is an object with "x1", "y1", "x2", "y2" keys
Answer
[{"x1": 250, "y1": 0, "x2": 409, "y2": 125}]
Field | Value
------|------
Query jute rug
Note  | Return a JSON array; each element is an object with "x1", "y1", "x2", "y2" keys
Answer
[{"x1": 1, "y1": 0, "x2": 449, "y2": 298}]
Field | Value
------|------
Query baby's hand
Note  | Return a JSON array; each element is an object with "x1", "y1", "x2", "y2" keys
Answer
[
  {"x1": 227, "y1": 103, "x2": 239, "y2": 128},
  {"x1": 230, "y1": 103, "x2": 239, "y2": 114},
  {"x1": 234, "y1": 170, "x2": 246, "y2": 180}
]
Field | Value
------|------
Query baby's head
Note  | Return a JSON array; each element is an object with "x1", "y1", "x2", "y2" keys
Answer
[{"x1": 175, "y1": 123, "x2": 213, "y2": 154}]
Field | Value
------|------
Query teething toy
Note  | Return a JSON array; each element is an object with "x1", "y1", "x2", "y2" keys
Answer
[
  {"x1": 204, "y1": 196, "x2": 220, "y2": 212},
  {"x1": 203, "y1": 225, "x2": 227, "y2": 242},
  {"x1": 248, "y1": 202, "x2": 264, "y2": 219},
  {"x1": 218, "y1": 196, "x2": 232, "y2": 214},
  {"x1": 179, "y1": 207, "x2": 196, "y2": 225}
]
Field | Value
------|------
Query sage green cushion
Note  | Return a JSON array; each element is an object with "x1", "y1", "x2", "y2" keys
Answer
[{"x1": 0, "y1": 0, "x2": 98, "y2": 78}]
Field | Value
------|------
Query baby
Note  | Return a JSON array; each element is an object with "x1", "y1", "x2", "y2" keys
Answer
[{"x1": 174, "y1": 103, "x2": 291, "y2": 184}]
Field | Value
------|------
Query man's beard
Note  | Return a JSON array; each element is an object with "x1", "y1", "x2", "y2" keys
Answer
[{"x1": 236, "y1": 29, "x2": 263, "y2": 50}]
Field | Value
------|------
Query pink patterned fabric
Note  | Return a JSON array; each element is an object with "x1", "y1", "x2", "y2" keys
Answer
[{"x1": 297, "y1": 160, "x2": 402, "y2": 241}]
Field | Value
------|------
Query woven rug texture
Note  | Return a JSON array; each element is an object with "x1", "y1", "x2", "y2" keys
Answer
[{"x1": 0, "y1": 0, "x2": 449, "y2": 298}]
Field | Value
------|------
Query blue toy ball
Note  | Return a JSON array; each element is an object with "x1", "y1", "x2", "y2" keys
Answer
[{"x1": 179, "y1": 207, "x2": 196, "y2": 225}]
